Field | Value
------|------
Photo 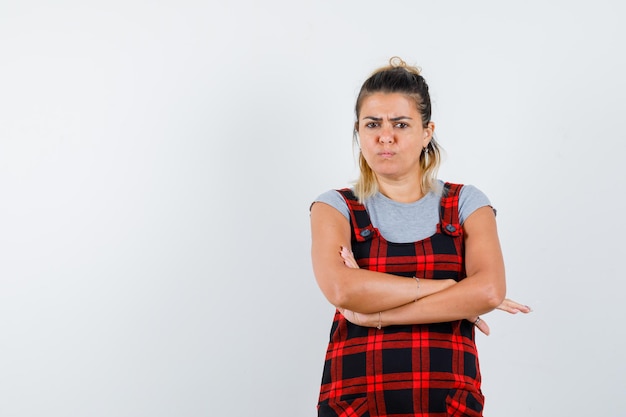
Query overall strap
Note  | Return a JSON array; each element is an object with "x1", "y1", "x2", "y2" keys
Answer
[
  {"x1": 336, "y1": 188, "x2": 377, "y2": 242},
  {"x1": 439, "y1": 182, "x2": 464, "y2": 237}
]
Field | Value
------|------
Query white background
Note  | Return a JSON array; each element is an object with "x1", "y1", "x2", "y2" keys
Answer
[{"x1": 1, "y1": 1, "x2": 625, "y2": 416}]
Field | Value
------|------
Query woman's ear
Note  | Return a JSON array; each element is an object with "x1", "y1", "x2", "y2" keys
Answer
[
  {"x1": 423, "y1": 121, "x2": 435, "y2": 147},
  {"x1": 353, "y1": 125, "x2": 361, "y2": 149}
]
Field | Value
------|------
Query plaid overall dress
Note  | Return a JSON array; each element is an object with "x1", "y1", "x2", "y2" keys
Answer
[{"x1": 318, "y1": 183, "x2": 484, "y2": 417}]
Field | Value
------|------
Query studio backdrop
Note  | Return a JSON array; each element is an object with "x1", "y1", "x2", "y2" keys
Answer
[{"x1": 1, "y1": 1, "x2": 624, "y2": 416}]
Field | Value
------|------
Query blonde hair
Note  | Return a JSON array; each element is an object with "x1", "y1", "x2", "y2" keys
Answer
[{"x1": 353, "y1": 57, "x2": 442, "y2": 202}]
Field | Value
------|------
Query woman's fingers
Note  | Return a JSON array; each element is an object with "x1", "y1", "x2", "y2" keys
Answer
[
  {"x1": 497, "y1": 298, "x2": 532, "y2": 314},
  {"x1": 340, "y1": 246, "x2": 360, "y2": 269},
  {"x1": 469, "y1": 316, "x2": 491, "y2": 336}
]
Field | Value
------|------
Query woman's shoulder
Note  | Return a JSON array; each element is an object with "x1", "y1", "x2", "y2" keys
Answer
[
  {"x1": 315, "y1": 188, "x2": 351, "y2": 202},
  {"x1": 459, "y1": 183, "x2": 488, "y2": 200},
  {"x1": 455, "y1": 182, "x2": 493, "y2": 224},
  {"x1": 311, "y1": 188, "x2": 351, "y2": 220}
]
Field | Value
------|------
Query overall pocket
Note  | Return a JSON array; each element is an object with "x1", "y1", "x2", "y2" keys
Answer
[
  {"x1": 445, "y1": 388, "x2": 484, "y2": 417},
  {"x1": 318, "y1": 396, "x2": 369, "y2": 417}
]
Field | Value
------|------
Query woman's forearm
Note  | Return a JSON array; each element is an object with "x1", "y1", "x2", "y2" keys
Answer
[{"x1": 380, "y1": 272, "x2": 504, "y2": 326}]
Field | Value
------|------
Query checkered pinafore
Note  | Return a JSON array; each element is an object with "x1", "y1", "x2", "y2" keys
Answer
[{"x1": 318, "y1": 183, "x2": 484, "y2": 417}]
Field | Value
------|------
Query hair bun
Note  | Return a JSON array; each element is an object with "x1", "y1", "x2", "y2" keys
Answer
[
  {"x1": 389, "y1": 56, "x2": 421, "y2": 75},
  {"x1": 389, "y1": 56, "x2": 406, "y2": 67}
]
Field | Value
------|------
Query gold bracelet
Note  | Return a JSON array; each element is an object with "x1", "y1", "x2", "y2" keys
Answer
[
  {"x1": 414, "y1": 277, "x2": 420, "y2": 301},
  {"x1": 376, "y1": 312, "x2": 382, "y2": 329}
]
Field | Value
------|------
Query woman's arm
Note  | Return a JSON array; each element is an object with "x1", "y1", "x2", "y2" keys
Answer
[
  {"x1": 338, "y1": 241, "x2": 531, "y2": 335},
  {"x1": 381, "y1": 206, "x2": 507, "y2": 323},
  {"x1": 310, "y1": 201, "x2": 455, "y2": 313},
  {"x1": 342, "y1": 206, "x2": 523, "y2": 327}
]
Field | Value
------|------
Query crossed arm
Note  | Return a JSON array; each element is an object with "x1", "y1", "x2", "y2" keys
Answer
[{"x1": 310, "y1": 202, "x2": 530, "y2": 335}]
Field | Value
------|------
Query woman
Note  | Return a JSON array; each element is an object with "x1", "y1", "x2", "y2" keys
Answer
[{"x1": 310, "y1": 57, "x2": 530, "y2": 417}]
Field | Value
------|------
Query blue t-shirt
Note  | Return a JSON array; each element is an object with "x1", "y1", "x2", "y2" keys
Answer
[{"x1": 313, "y1": 180, "x2": 492, "y2": 243}]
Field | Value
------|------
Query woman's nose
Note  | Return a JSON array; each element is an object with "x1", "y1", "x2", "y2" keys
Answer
[{"x1": 378, "y1": 127, "x2": 394, "y2": 144}]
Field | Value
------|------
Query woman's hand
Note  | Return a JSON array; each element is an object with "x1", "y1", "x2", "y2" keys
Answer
[
  {"x1": 339, "y1": 246, "x2": 359, "y2": 268},
  {"x1": 468, "y1": 299, "x2": 532, "y2": 336},
  {"x1": 467, "y1": 315, "x2": 491, "y2": 335},
  {"x1": 337, "y1": 308, "x2": 380, "y2": 328},
  {"x1": 497, "y1": 298, "x2": 532, "y2": 314}
]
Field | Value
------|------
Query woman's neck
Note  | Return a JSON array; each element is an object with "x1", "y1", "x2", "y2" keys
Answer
[{"x1": 376, "y1": 175, "x2": 424, "y2": 203}]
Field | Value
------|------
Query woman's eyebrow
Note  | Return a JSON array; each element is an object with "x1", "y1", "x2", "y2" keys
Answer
[{"x1": 362, "y1": 116, "x2": 413, "y2": 121}]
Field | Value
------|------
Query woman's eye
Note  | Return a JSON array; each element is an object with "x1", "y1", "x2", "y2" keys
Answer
[
  {"x1": 365, "y1": 122, "x2": 379, "y2": 128},
  {"x1": 395, "y1": 122, "x2": 408, "y2": 128}
]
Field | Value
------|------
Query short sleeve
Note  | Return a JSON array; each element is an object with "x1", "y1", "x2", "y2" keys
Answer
[
  {"x1": 458, "y1": 185, "x2": 493, "y2": 224},
  {"x1": 311, "y1": 189, "x2": 350, "y2": 220}
]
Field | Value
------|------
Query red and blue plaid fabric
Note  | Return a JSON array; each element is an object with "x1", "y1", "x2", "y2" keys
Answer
[{"x1": 318, "y1": 183, "x2": 484, "y2": 417}]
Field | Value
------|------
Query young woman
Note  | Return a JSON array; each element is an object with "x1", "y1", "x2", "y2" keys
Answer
[{"x1": 310, "y1": 57, "x2": 530, "y2": 417}]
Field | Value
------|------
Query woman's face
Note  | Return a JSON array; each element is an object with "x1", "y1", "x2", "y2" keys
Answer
[{"x1": 357, "y1": 92, "x2": 434, "y2": 180}]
